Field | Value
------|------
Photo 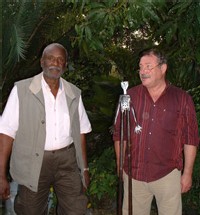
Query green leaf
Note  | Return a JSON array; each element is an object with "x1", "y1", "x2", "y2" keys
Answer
[
  {"x1": 165, "y1": 22, "x2": 177, "y2": 44},
  {"x1": 84, "y1": 26, "x2": 92, "y2": 40}
]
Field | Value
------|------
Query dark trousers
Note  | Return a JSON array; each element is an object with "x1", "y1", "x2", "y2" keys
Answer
[{"x1": 14, "y1": 144, "x2": 88, "y2": 215}]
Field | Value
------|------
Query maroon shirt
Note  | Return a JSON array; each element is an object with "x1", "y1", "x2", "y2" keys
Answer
[{"x1": 113, "y1": 83, "x2": 199, "y2": 182}]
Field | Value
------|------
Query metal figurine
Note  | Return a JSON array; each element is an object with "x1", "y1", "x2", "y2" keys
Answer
[{"x1": 114, "y1": 81, "x2": 142, "y2": 215}]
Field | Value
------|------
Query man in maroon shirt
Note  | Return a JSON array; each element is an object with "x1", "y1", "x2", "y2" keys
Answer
[{"x1": 113, "y1": 48, "x2": 199, "y2": 215}]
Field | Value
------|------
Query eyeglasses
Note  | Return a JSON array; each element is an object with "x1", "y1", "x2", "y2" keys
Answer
[{"x1": 138, "y1": 64, "x2": 161, "y2": 73}]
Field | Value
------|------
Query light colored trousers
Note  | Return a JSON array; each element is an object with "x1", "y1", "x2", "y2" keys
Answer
[{"x1": 123, "y1": 169, "x2": 182, "y2": 215}]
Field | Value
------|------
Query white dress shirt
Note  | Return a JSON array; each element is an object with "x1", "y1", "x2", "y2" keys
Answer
[{"x1": 0, "y1": 76, "x2": 91, "y2": 150}]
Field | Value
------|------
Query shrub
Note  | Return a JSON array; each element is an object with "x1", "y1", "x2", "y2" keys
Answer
[
  {"x1": 87, "y1": 147, "x2": 118, "y2": 209},
  {"x1": 182, "y1": 148, "x2": 200, "y2": 214}
]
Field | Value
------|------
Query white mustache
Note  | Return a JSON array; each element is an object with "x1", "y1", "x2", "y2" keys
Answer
[{"x1": 48, "y1": 66, "x2": 62, "y2": 72}]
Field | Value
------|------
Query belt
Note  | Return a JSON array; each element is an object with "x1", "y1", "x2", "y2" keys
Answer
[
  {"x1": 64, "y1": 143, "x2": 74, "y2": 150},
  {"x1": 45, "y1": 143, "x2": 74, "y2": 153}
]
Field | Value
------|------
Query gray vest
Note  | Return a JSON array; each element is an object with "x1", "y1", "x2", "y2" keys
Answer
[{"x1": 10, "y1": 72, "x2": 86, "y2": 192}]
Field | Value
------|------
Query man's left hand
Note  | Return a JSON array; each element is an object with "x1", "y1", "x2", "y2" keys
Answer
[{"x1": 181, "y1": 173, "x2": 192, "y2": 193}]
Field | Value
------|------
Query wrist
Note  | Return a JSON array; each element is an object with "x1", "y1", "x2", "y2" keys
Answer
[{"x1": 83, "y1": 167, "x2": 89, "y2": 172}]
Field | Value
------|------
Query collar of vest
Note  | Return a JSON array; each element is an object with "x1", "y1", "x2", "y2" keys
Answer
[{"x1": 29, "y1": 72, "x2": 76, "y2": 100}]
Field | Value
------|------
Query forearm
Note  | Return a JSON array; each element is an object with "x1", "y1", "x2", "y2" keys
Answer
[
  {"x1": 80, "y1": 134, "x2": 88, "y2": 168},
  {"x1": 183, "y1": 144, "x2": 197, "y2": 176},
  {"x1": 181, "y1": 144, "x2": 197, "y2": 193},
  {"x1": 114, "y1": 141, "x2": 120, "y2": 167},
  {"x1": 0, "y1": 134, "x2": 14, "y2": 178},
  {"x1": 80, "y1": 133, "x2": 90, "y2": 190}
]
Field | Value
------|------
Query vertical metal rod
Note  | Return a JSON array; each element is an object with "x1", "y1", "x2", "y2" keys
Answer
[
  {"x1": 127, "y1": 109, "x2": 132, "y2": 215},
  {"x1": 118, "y1": 110, "x2": 124, "y2": 215},
  {"x1": 118, "y1": 108, "x2": 132, "y2": 215}
]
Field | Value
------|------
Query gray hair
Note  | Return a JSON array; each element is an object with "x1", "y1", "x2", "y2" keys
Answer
[
  {"x1": 139, "y1": 48, "x2": 167, "y2": 65},
  {"x1": 42, "y1": 43, "x2": 68, "y2": 61}
]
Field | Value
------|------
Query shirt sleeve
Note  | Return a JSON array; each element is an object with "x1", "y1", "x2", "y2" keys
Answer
[
  {"x1": 78, "y1": 95, "x2": 92, "y2": 134},
  {"x1": 182, "y1": 94, "x2": 199, "y2": 146},
  {"x1": 0, "y1": 85, "x2": 19, "y2": 138}
]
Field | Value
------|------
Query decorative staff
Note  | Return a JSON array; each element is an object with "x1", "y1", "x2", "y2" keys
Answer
[{"x1": 114, "y1": 81, "x2": 142, "y2": 215}]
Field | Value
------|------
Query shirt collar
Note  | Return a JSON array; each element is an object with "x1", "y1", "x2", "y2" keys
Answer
[{"x1": 41, "y1": 74, "x2": 63, "y2": 92}]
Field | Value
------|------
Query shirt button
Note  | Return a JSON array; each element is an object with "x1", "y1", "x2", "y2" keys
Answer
[
  {"x1": 35, "y1": 153, "x2": 39, "y2": 156},
  {"x1": 41, "y1": 120, "x2": 45, "y2": 124},
  {"x1": 148, "y1": 147, "x2": 150, "y2": 150},
  {"x1": 149, "y1": 132, "x2": 152, "y2": 135}
]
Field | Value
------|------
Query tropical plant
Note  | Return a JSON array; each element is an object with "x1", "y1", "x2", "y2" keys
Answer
[
  {"x1": 1, "y1": 1, "x2": 200, "y2": 212},
  {"x1": 73, "y1": 1, "x2": 200, "y2": 86},
  {"x1": 2, "y1": 1, "x2": 43, "y2": 96},
  {"x1": 87, "y1": 147, "x2": 118, "y2": 209},
  {"x1": 1, "y1": 1, "x2": 82, "y2": 110},
  {"x1": 182, "y1": 148, "x2": 200, "y2": 214}
]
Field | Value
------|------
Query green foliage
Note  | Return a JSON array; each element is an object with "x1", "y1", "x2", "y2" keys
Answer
[
  {"x1": 2, "y1": 1, "x2": 43, "y2": 72},
  {"x1": 87, "y1": 147, "x2": 118, "y2": 208},
  {"x1": 106, "y1": 46, "x2": 141, "y2": 86},
  {"x1": 2, "y1": 1, "x2": 200, "y2": 211},
  {"x1": 74, "y1": 0, "x2": 200, "y2": 89},
  {"x1": 48, "y1": 187, "x2": 57, "y2": 214},
  {"x1": 183, "y1": 85, "x2": 200, "y2": 213},
  {"x1": 182, "y1": 149, "x2": 200, "y2": 213}
]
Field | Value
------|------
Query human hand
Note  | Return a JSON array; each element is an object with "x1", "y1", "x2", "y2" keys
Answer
[
  {"x1": 0, "y1": 177, "x2": 10, "y2": 200},
  {"x1": 83, "y1": 170, "x2": 90, "y2": 192},
  {"x1": 181, "y1": 173, "x2": 192, "y2": 193}
]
